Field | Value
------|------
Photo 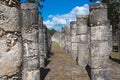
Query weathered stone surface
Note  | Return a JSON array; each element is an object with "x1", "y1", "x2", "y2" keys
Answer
[
  {"x1": 22, "y1": 70, "x2": 40, "y2": 80},
  {"x1": 91, "y1": 41, "x2": 111, "y2": 57},
  {"x1": 0, "y1": 34, "x2": 22, "y2": 77},
  {"x1": 91, "y1": 25, "x2": 112, "y2": 41},
  {"x1": 78, "y1": 44, "x2": 89, "y2": 66},
  {"x1": 79, "y1": 34, "x2": 88, "y2": 43},
  {"x1": 90, "y1": 56, "x2": 109, "y2": 69},
  {"x1": 90, "y1": 3, "x2": 108, "y2": 26},
  {"x1": 71, "y1": 43, "x2": 78, "y2": 51},
  {"x1": 0, "y1": 2, "x2": 22, "y2": 78},
  {"x1": 21, "y1": 3, "x2": 40, "y2": 80},
  {"x1": 76, "y1": 15, "x2": 87, "y2": 34},
  {"x1": 91, "y1": 68, "x2": 110, "y2": 80},
  {"x1": 90, "y1": 3, "x2": 112, "y2": 80},
  {"x1": 71, "y1": 35, "x2": 79, "y2": 43},
  {"x1": 71, "y1": 50, "x2": 78, "y2": 61},
  {"x1": 23, "y1": 57, "x2": 39, "y2": 70},
  {"x1": 0, "y1": 4, "x2": 20, "y2": 32}
]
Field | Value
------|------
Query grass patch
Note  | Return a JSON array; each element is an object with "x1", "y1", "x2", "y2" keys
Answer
[{"x1": 52, "y1": 41, "x2": 61, "y2": 49}]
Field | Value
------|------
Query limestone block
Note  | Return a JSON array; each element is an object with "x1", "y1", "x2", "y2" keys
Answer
[
  {"x1": 91, "y1": 26, "x2": 112, "y2": 41},
  {"x1": 71, "y1": 50, "x2": 78, "y2": 61},
  {"x1": 78, "y1": 44, "x2": 89, "y2": 66},
  {"x1": 0, "y1": 33, "x2": 22, "y2": 77},
  {"x1": 71, "y1": 43, "x2": 78, "y2": 51},
  {"x1": 21, "y1": 10, "x2": 37, "y2": 27},
  {"x1": 91, "y1": 56, "x2": 109, "y2": 69},
  {"x1": 91, "y1": 41, "x2": 111, "y2": 57},
  {"x1": 0, "y1": 4, "x2": 20, "y2": 32},
  {"x1": 22, "y1": 70, "x2": 40, "y2": 80},
  {"x1": 90, "y1": 3, "x2": 108, "y2": 25},
  {"x1": 23, "y1": 57, "x2": 39, "y2": 70},
  {"x1": 71, "y1": 36, "x2": 79, "y2": 43},
  {"x1": 23, "y1": 42, "x2": 39, "y2": 57},
  {"x1": 91, "y1": 68, "x2": 110, "y2": 80},
  {"x1": 71, "y1": 28, "x2": 77, "y2": 35},
  {"x1": 40, "y1": 56, "x2": 45, "y2": 68},
  {"x1": 76, "y1": 25, "x2": 87, "y2": 34},
  {"x1": 79, "y1": 34, "x2": 88, "y2": 43},
  {"x1": 22, "y1": 25, "x2": 38, "y2": 42}
]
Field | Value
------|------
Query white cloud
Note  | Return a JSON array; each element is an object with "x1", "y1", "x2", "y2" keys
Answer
[
  {"x1": 96, "y1": 1, "x2": 101, "y2": 3},
  {"x1": 44, "y1": 4, "x2": 89, "y2": 30}
]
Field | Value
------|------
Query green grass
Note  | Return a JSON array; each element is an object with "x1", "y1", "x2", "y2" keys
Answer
[{"x1": 52, "y1": 41, "x2": 61, "y2": 48}]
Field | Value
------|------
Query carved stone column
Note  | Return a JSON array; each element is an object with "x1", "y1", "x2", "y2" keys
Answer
[
  {"x1": 21, "y1": 3, "x2": 40, "y2": 80},
  {"x1": 0, "y1": 1, "x2": 22, "y2": 80},
  {"x1": 76, "y1": 15, "x2": 89, "y2": 67},
  {"x1": 38, "y1": 17, "x2": 45, "y2": 68},
  {"x1": 90, "y1": 3, "x2": 112, "y2": 80},
  {"x1": 70, "y1": 21, "x2": 78, "y2": 61}
]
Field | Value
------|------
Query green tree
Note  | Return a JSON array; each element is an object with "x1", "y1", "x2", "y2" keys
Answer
[{"x1": 48, "y1": 29, "x2": 57, "y2": 36}]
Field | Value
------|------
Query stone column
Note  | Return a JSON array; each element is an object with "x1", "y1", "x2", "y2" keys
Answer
[
  {"x1": 67, "y1": 26, "x2": 71, "y2": 53},
  {"x1": 21, "y1": 3, "x2": 40, "y2": 80},
  {"x1": 0, "y1": 1, "x2": 22, "y2": 80},
  {"x1": 90, "y1": 3, "x2": 112, "y2": 80},
  {"x1": 38, "y1": 17, "x2": 45, "y2": 68},
  {"x1": 43, "y1": 26, "x2": 47, "y2": 59},
  {"x1": 70, "y1": 21, "x2": 78, "y2": 61},
  {"x1": 76, "y1": 15, "x2": 89, "y2": 67}
]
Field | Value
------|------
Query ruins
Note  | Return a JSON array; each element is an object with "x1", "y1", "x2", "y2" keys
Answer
[{"x1": 0, "y1": 0, "x2": 119, "y2": 80}]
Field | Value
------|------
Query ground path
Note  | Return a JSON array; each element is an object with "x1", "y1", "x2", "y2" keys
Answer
[{"x1": 41, "y1": 42, "x2": 120, "y2": 80}]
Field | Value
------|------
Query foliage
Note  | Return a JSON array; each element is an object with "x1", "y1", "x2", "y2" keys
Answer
[{"x1": 48, "y1": 29, "x2": 57, "y2": 36}]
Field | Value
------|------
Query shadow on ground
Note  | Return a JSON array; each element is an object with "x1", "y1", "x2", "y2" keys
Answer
[
  {"x1": 40, "y1": 67, "x2": 51, "y2": 80},
  {"x1": 109, "y1": 56, "x2": 120, "y2": 64}
]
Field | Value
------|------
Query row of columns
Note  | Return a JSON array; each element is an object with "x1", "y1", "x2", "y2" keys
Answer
[
  {"x1": 53, "y1": 3, "x2": 112, "y2": 80},
  {"x1": 0, "y1": 1, "x2": 51, "y2": 80}
]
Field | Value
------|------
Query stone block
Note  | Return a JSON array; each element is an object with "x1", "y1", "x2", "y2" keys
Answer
[
  {"x1": 23, "y1": 57, "x2": 39, "y2": 70},
  {"x1": 91, "y1": 26, "x2": 112, "y2": 41},
  {"x1": 79, "y1": 34, "x2": 88, "y2": 43},
  {"x1": 78, "y1": 44, "x2": 89, "y2": 66},
  {"x1": 91, "y1": 41, "x2": 111, "y2": 57},
  {"x1": 22, "y1": 70, "x2": 40, "y2": 80},
  {"x1": 71, "y1": 43, "x2": 78, "y2": 50},
  {"x1": 91, "y1": 56, "x2": 109, "y2": 69},
  {"x1": 71, "y1": 36, "x2": 79, "y2": 43},
  {"x1": 0, "y1": 34, "x2": 22, "y2": 77},
  {"x1": 91, "y1": 68, "x2": 110, "y2": 80},
  {"x1": 76, "y1": 25, "x2": 87, "y2": 34},
  {"x1": 0, "y1": 4, "x2": 20, "y2": 32},
  {"x1": 22, "y1": 25, "x2": 38, "y2": 42},
  {"x1": 23, "y1": 42, "x2": 39, "y2": 57},
  {"x1": 71, "y1": 50, "x2": 78, "y2": 61},
  {"x1": 90, "y1": 3, "x2": 108, "y2": 26},
  {"x1": 40, "y1": 56, "x2": 45, "y2": 68}
]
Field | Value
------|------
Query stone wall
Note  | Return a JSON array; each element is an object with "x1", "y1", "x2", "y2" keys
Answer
[
  {"x1": 90, "y1": 3, "x2": 112, "y2": 80},
  {"x1": 0, "y1": 1, "x2": 22, "y2": 80},
  {"x1": 0, "y1": 2, "x2": 51, "y2": 80}
]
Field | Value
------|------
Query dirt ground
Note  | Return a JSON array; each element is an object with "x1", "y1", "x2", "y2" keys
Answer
[{"x1": 41, "y1": 42, "x2": 120, "y2": 80}]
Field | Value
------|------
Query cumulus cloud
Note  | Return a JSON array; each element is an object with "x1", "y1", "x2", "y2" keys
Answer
[{"x1": 44, "y1": 4, "x2": 89, "y2": 30}]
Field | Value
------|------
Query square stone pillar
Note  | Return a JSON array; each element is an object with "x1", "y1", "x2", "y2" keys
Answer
[
  {"x1": 21, "y1": 3, "x2": 40, "y2": 80},
  {"x1": 0, "y1": 1, "x2": 22, "y2": 80},
  {"x1": 76, "y1": 15, "x2": 89, "y2": 67},
  {"x1": 90, "y1": 3, "x2": 112, "y2": 80}
]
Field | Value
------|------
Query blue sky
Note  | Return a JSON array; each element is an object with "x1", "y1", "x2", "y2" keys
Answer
[{"x1": 21, "y1": 0, "x2": 100, "y2": 30}]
